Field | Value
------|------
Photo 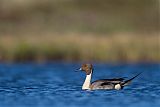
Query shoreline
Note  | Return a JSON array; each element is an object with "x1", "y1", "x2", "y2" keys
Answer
[{"x1": 0, "y1": 33, "x2": 159, "y2": 63}]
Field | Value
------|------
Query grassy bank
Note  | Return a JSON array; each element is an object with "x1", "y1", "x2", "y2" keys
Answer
[
  {"x1": 0, "y1": 33, "x2": 159, "y2": 62},
  {"x1": 0, "y1": 0, "x2": 159, "y2": 62}
]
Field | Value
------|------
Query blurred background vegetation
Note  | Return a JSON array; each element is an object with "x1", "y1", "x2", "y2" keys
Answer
[{"x1": 0, "y1": 0, "x2": 159, "y2": 63}]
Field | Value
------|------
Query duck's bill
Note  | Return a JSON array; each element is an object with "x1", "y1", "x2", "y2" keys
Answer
[{"x1": 75, "y1": 68, "x2": 82, "y2": 72}]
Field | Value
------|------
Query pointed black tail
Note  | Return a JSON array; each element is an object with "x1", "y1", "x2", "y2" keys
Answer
[{"x1": 122, "y1": 72, "x2": 142, "y2": 86}]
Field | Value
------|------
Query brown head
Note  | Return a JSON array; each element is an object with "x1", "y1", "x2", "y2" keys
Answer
[{"x1": 78, "y1": 64, "x2": 93, "y2": 75}]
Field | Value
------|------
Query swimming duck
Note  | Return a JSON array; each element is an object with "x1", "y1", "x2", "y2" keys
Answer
[{"x1": 77, "y1": 64, "x2": 141, "y2": 90}]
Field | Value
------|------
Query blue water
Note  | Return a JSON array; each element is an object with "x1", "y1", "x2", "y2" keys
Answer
[{"x1": 0, "y1": 62, "x2": 159, "y2": 107}]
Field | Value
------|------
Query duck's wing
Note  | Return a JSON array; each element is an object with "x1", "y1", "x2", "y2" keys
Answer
[
  {"x1": 90, "y1": 80, "x2": 112, "y2": 90},
  {"x1": 92, "y1": 78, "x2": 125, "y2": 84},
  {"x1": 90, "y1": 78, "x2": 125, "y2": 89}
]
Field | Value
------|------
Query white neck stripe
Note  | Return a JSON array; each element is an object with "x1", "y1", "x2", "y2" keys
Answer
[{"x1": 82, "y1": 71, "x2": 92, "y2": 90}]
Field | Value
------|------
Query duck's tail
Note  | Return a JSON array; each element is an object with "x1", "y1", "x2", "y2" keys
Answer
[{"x1": 122, "y1": 72, "x2": 142, "y2": 86}]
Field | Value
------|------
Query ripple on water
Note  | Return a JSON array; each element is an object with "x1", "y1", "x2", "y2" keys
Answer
[{"x1": 0, "y1": 63, "x2": 160, "y2": 107}]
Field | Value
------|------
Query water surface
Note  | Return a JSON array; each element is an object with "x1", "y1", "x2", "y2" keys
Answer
[{"x1": 0, "y1": 62, "x2": 159, "y2": 107}]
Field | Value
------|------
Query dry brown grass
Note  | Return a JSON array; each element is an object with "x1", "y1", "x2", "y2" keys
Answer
[{"x1": 0, "y1": 32, "x2": 159, "y2": 62}]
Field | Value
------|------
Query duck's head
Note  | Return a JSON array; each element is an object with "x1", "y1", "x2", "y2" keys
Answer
[{"x1": 77, "y1": 64, "x2": 93, "y2": 75}]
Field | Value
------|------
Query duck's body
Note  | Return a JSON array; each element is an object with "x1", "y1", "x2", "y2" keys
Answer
[
  {"x1": 78, "y1": 64, "x2": 141, "y2": 90},
  {"x1": 90, "y1": 78, "x2": 124, "y2": 90}
]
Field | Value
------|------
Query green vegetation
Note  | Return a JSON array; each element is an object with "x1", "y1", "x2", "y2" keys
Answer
[
  {"x1": 0, "y1": 0, "x2": 159, "y2": 62},
  {"x1": 0, "y1": 33, "x2": 159, "y2": 62}
]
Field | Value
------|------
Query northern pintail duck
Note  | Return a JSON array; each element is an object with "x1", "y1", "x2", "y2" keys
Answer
[{"x1": 77, "y1": 64, "x2": 141, "y2": 90}]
